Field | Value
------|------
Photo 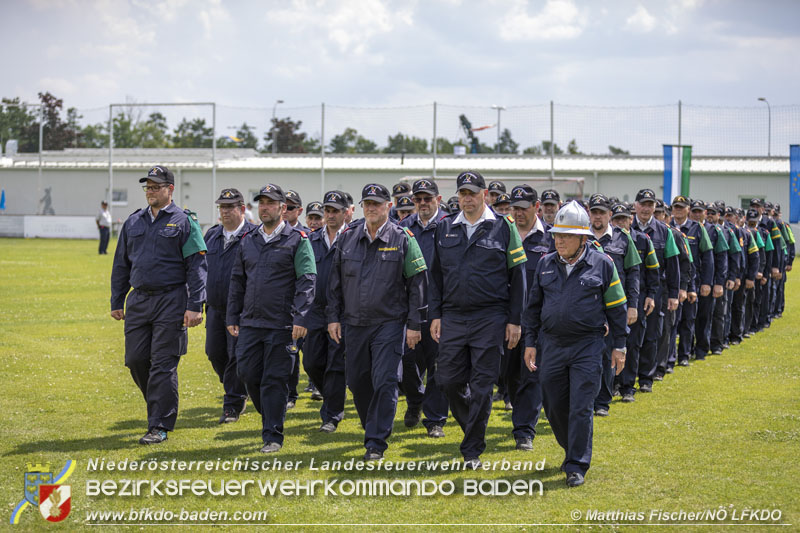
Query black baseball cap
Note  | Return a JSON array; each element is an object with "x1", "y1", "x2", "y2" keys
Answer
[
  {"x1": 635, "y1": 189, "x2": 656, "y2": 202},
  {"x1": 323, "y1": 190, "x2": 348, "y2": 210},
  {"x1": 749, "y1": 198, "x2": 763, "y2": 207},
  {"x1": 456, "y1": 170, "x2": 486, "y2": 193},
  {"x1": 588, "y1": 194, "x2": 610, "y2": 212},
  {"x1": 140, "y1": 165, "x2": 174, "y2": 185},
  {"x1": 764, "y1": 201, "x2": 774, "y2": 210},
  {"x1": 774, "y1": 203, "x2": 781, "y2": 213},
  {"x1": 746, "y1": 208, "x2": 760, "y2": 221},
  {"x1": 493, "y1": 193, "x2": 511, "y2": 206},
  {"x1": 285, "y1": 190, "x2": 302, "y2": 206},
  {"x1": 253, "y1": 184, "x2": 286, "y2": 202},
  {"x1": 488, "y1": 180, "x2": 506, "y2": 193},
  {"x1": 672, "y1": 195, "x2": 690, "y2": 207},
  {"x1": 412, "y1": 178, "x2": 439, "y2": 196},
  {"x1": 509, "y1": 185, "x2": 537, "y2": 208},
  {"x1": 611, "y1": 203, "x2": 632, "y2": 218},
  {"x1": 447, "y1": 196, "x2": 460, "y2": 212},
  {"x1": 392, "y1": 183, "x2": 410, "y2": 196},
  {"x1": 690, "y1": 199, "x2": 706, "y2": 211},
  {"x1": 705, "y1": 203, "x2": 719, "y2": 214},
  {"x1": 215, "y1": 188, "x2": 244, "y2": 205},
  {"x1": 361, "y1": 183, "x2": 391, "y2": 203},
  {"x1": 540, "y1": 189, "x2": 560, "y2": 205},
  {"x1": 396, "y1": 195, "x2": 416, "y2": 211},
  {"x1": 306, "y1": 201, "x2": 323, "y2": 217},
  {"x1": 724, "y1": 206, "x2": 736, "y2": 216},
  {"x1": 655, "y1": 199, "x2": 666, "y2": 212},
  {"x1": 342, "y1": 191, "x2": 354, "y2": 207}
]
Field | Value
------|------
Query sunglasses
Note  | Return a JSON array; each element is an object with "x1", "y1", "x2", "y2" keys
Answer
[{"x1": 285, "y1": 205, "x2": 299, "y2": 211}]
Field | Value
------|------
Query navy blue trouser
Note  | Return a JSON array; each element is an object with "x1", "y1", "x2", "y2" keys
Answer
[
  {"x1": 205, "y1": 305, "x2": 247, "y2": 414},
  {"x1": 677, "y1": 299, "x2": 696, "y2": 363},
  {"x1": 236, "y1": 327, "x2": 294, "y2": 445},
  {"x1": 99, "y1": 226, "x2": 110, "y2": 254},
  {"x1": 711, "y1": 290, "x2": 729, "y2": 352},
  {"x1": 594, "y1": 337, "x2": 613, "y2": 411},
  {"x1": 345, "y1": 321, "x2": 405, "y2": 453},
  {"x1": 303, "y1": 328, "x2": 346, "y2": 426},
  {"x1": 402, "y1": 325, "x2": 449, "y2": 430},
  {"x1": 664, "y1": 305, "x2": 679, "y2": 370},
  {"x1": 504, "y1": 335, "x2": 542, "y2": 440},
  {"x1": 436, "y1": 314, "x2": 505, "y2": 459},
  {"x1": 695, "y1": 294, "x2": 715, "y2": 358},
  {"x1": 124, "y1": 286, "x2": 187, "y2": 432},
  {"x1": 756, "y1": 278, "x2": 771, "y2": 329},
  {"x1": 288, "y1": 337, "x2": 302, "y2": 402},
  {"x1": 539, "y1": 333, "x2": 604, "y2": 476},
  {"x1": 730, "y1": 285, "x2": 746, "y2": 342},
  {"x1": 638, "y1": 291, "x2": 663, "y2": 387},
  {"x1": 620, "y1": 301, "x2": 646, "y2": 395}
]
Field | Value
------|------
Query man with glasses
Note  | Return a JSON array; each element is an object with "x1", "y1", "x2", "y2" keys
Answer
[
  {"x1": 399, "y1": 178, "x2": 450, "y2": 438},
  {"x1": 204, "y1": 188, "x2": 258, "y2": 424},
  {"x1": 226, "y1": 184, "x2": 317, "y2": 454},
  {"x1": 282, "y1": 189, "x2": 308, "y2": 408},
  {"x1": 111, "y1": 166, "x2": 207, "y2": 445}
]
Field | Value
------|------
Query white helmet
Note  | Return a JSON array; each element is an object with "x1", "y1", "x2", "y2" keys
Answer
[{"x1": 548, "y1": 201, "x2": 594, "y2": 236}]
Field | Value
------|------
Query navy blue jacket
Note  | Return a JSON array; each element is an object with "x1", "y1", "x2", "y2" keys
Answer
[
  {"x1": 704, "y1": 222, "x2": 729, "y2": 286},
  {"x1": 631, "y1": 227, "x2": 661, "y2": 299},
  {"x1": 226, "y1": 223, "x2": 316, "y2": 329},
  {"x1": 722, "y1": 222, "x2": 742, "y2": 282},
  {"x1": 399, "y1": 209, "x2": 449, "y2": 320},
  {"x1": 523, "y1": 243, "x2": 629, "y2": 351},
  {"x1": 327, "y1": 219, "x2": 428, "y2": 330},
  {"x1": 520, "y1": 218, "x2": 555, "y2": 291},
  {"x1": 596, "y1": 227, "x2": 640, "y2": 304},
  {"x1": 632, "y1": 216, "x2": 681, "y2": 300},
  {"x1": 306, "y1": 226, "x2": 344, "y2": 331},
  {"x1": 672, "y1": 218, "x2": 714, "y2": 289},
  {"x1": 742, "y1": 227, "x2": 760, "y2": 282},
  {"x1": 204, "y1": 221, "x2": 258, "y2": 310},
  {"x1": 761, "y1": 215, "x2": 785, "y2": 270},
  {"x1": 111, "y1": 202, "x2": 207, "y2": 312},
  {"x1": 429, "y1": 211, "x2": 527, "y2": 324}
]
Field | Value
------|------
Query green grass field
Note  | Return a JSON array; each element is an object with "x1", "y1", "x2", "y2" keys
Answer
[{"x1": 1, "y1": 238, "x2": 799, "y2": 532}]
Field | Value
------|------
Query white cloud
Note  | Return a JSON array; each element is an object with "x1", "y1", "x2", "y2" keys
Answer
[
  {"x1": 625, "y1": 5, "x2": 656, "y2": 33},
  {"x1": 498, "y1": 0, "x2": 587, "y2": 41},
  {"x1": 197, "y1": 0, "x2": 231, "y2": 40}
]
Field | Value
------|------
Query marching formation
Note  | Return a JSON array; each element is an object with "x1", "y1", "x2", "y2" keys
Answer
[{"x1": 110, "y1": 165, "x2": 795, "y2": 488}]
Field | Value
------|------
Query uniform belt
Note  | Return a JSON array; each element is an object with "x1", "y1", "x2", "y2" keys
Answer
[{"x1": 135, "y1": 284, "x2": 183, "y2": 296}]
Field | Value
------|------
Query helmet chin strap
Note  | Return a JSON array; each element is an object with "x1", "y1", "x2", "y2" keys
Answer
[{"x1": 564, "y1": 237, "x2": 587, "y2": 263}]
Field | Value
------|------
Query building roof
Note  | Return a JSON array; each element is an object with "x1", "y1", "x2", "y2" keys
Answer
[{"x1": 0, "y1": 148, "x2": 789, "y2": 174}]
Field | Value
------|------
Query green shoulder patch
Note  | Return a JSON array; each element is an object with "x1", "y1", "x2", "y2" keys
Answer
[
  {"x1": 622, "y1": 229, "x2": 642, "y2": 269},
  {"x1": 727, "y1": 228, "x2": 742, "y2": 253},
  {"x1": 403, "y1": 232, "x2": 427, "y2": 278},
  {"x1": 699, "y1": 225, "x2": 713, "y2": 253},
  {"x1": 664, "y1": 225, "x2": 680, "y2": 258},
  {"x1": 294, "y1": 237, "x2": 317, "y2": 278},
  {"x1": 181, "y1": 210, "x2": 208, "y2": 258},
  {"x1": 713, "y1": 226, "x2": 730, "y2": 253},
  {"x1": 645, "y1": 237, "x2": 661, "y2": 269},
  {"x1": 505, "y1": 216, "x2": 527, "y2": 269},
  {"x1": 603, "y1": 263, "x2": 627, "y2": 309}
]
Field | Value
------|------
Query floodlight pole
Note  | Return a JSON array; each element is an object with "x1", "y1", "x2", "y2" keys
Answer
[
  {"x1": 38, "y1": 105, "x2": 43, "y2": 207},
  {"x1": 491, "y1": 105, "x2": 505, "y2": 153},
  {"x1": 432, "y1": 101, "x2": 437, "y2": 178},
  {"x1": 320, "y1": 102, "x2": 325, "y2": 198},
  {"x1": 758, "y1": 97, "x2": 771, "y2": 157},
  {"x1": 549, "y1": 100, "x2": 555, "y2": 186},
  {"x1": 212, "y1": 102, "x2": 217, "y2": 221},
  {"x1": 108, "y1": 105, "x2": 114, "y2": 225},
  {"x1": 272, "y1": 99, "x2": 283, "y2": 155}
]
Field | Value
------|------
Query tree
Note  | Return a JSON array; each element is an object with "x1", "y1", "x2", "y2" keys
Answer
[
  {"x1": 0, "y1": 97, "x2": 38, "y2": 152},
  {"x1": 523, "y1": 140, "x2": 563, "y2": 155},
  {"x1": 39, "y1": 92, "x2": 79, "y2": 150},
  {"x1": 567, "y1": 138, "x2": 582, "y2": 155},
  {"x1": 383, "y1": 132, "x2": 428, "y2": 154},
  {"x1": 609, "y1": 145, "x2": 630, "y2": 155},
  {"x1": 172, "y1": 118, "x2": 213, "y2": 148},
  {"x1": 328, "y1": 127, "x2": 378, "y2": 154},
  {"x1": 219, "y1": 122, "x2": 259, "y2": 149},
  {"x1": 494, "y1": 128, "x2": 519, "y2": 154},
  {"x1": 262, "y1": 117, "x2": 315, "y2": 153}
]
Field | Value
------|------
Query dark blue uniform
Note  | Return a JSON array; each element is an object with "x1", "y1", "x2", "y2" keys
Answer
[
  {"x1": 504, "y1": 218, "x2": 552, "y2": 442},
  {"x1": 287, "y1": 221, "x2": 312, "y2": 403},
  {"x1": 713, "y1": 223, "x2": 741, "y2": 351},
  {"x1": 628, "y1": 228, "x2": 663, "y2": 385},
  {"x1": 399, "y1": 210, "x2": 450, "y2": 432},
  {"x1": 327, "y1": 219, "x2": 428, "y2": 454},
  {"x1": 304, "y1": 227, "x2": 347, "y2": 428},
  {"x1": 111, "y1": 202, "x2": 207, "y2": 433},
  {"x1": 429, "y1": 211, "x2": 527, "y2": 460},
  {"x1": 631, "y1": 216, "x2": 680, "y2": 387},
  {"x1": 695, "y1": 222, "x2": 728, "y2": 358},
  {"x1": 730, "y1": 225, "x2": 759, "y2": 343},
  {"x1": 226, "y1": 223, "x2": 316, "y2": 446},
  {"x1": 523, "y1": 243, "x2": 628, "y2": 476},
  {"x1": 660, "y1": 226, "x2": 692, "y2": 373},
  {"x1": 203, "y1": 221, "x2": 257, "y2": 416}
]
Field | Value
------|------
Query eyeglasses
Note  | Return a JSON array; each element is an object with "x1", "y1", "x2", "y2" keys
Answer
[
  {"x1": 142, "y1": 184, "x2": 168, "y2": 192},
  {"x1": 412, "y1": 196, "x2": 434, "y2": 204},
  {"x1": 218, "y1": 205, "x2": 240, "y2": 211},
  {"x1": 285, "y1": 205, "x2": 299, "y2": 211}
]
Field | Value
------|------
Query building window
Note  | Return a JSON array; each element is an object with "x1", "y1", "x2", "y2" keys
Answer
[{"x1": 112, "y1": 189, "x2": 128, "y2": 207}]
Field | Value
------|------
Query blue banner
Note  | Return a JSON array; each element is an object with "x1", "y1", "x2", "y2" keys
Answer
[{"x1": 791, "y1": 145, "x2": 800, "y2": 223}]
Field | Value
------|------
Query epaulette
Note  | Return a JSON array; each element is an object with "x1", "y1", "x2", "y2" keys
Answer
[
  {"x1": 183, "y1": 209, "x2": 199, "y2": 222},
  {"x1": 130, "y1": 208, "x2": 142, "y2": 216},
  {"x1": 209, "y1": 223, "x2": 220, "y2": 229},
  {"x1": 403, "y1": 227, "x2": 414, "y2": 237},
  {"x1": 504, "y1": 214, "x2": 515, "y2": 224},
  {"x1": 590, "y1": 239, "x2": 604, "y2": 252}
]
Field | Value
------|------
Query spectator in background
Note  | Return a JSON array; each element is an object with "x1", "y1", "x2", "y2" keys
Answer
[{"x1": 96, "y1": 200, "x2": 112, "y2": 254}]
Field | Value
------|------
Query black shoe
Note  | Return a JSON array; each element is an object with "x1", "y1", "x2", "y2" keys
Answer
[
  {"x1": 139, "y1": 428, "x2": 168, "y2": 445},
  {"x1": 639, "y1": 383, "x2": 652, "y2": 393},
  {"x1": 731, "y1": 339, "x2": 741, "y2": 345},
  {"x1": 364, "y1": 448, "x2": 383, "y2": 461},
  {"x1": 303, "y1": 382, "x2": 315, "y2": 393},
  {"x1": 722, "y1": 343, "x2": 729, "y2": 349},
  {"x1": 695, "y1": 356, "x2": 706, "y2": 361},
  {"x1": 594, "y1": 408, "x2": 609, "y2": 417},
  {"x1": 427, "y1": 425, "x2": 445, "y2": 438},
  {"x1": 612, "y1": 384, "x2": 621, "y2": 397},
  {"x1": 678, "y1": 360, "x2": 690, "y2": 367},
  {"x1": 286, "y1": 400, "x2": 296, "y2": 410},
  {"x1": 504, "y1": 401, "x2": 513, "y2": 411},
  {"x1": 319, "y1": 422, "x2": 336, "y2": 433},
  {"x1": 566, "y1": 472, "x2": 584, "y2": 487},
  {"x1": 310, "y1": 390, "x2": 324, "y2": 401},
  {"x1": 711, "y1": 349, "x2": 723, "y2": 355},
  {"x1": 464, "y1": 457, "x2": 483, "y2": 470},
  {"x1": 622, "y1": 393, "x2": 635, "y2": 403},
  {"x1": 219, "y1": 409, "x2": 239, "y2": 424},
  {"x1": 653, "y1": 374, "x2": 664, "y2": 382},
  {"x1": 260, "y1": 442, "x2": 282, "y2": 453},
  {"x1": 743, "y1": 332, "x2": 752, "y2": 338},
  {"x1": 515, "y1": 437, "x2": 533, "y2": 451},
  {"x1": 404, "y1": 407, "x2": 421, "y2": 428},
  {"x1": 665, "y1": 367, "x2": 674, "y2": 374}
]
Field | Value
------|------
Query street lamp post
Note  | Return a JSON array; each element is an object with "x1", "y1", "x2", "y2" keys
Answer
[
  {"x1": 491, "y1": 104, "x2": 506, "y2": 153},
  {"x1": 757, "y1": 97, "x2": 771, "y2": 157},
  {"x1": 271, "y1": 99, "x2": 284, "y2": 155}
]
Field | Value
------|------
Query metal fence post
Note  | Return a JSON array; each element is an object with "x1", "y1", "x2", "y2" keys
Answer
[
  {"x1": 108, "y1": 104, "x2": 114, "y2": 226},
  {"x1": 550, "y1": 100, "x2": 555, "y2": 185},
  {"x1": 212, "y1": 102, "x2": 217, "y2": 224},
  {"x1": 678, "y1": 99, "x2": 682, "y2": 148},
  {"x1": 38, "y1": 105, "x2": 43, "y2": 211},
  {"x1": 432, "y1": 101, "x2": 437, "y2": 178},
  {"x1": 320, "y1": 102, "x2": 325, "y2": 198}
]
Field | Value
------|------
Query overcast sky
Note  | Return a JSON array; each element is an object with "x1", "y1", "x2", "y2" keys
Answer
[{"x1": 2, "y1": 0, "x2": 798, "y2": 154}]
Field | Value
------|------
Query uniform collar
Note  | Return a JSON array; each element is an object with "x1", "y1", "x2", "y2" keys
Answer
[
  {"x1": 259, "y1": 220, "x2": 286, "y2": 244},
  {"x1": 453, "y1": 205, "x2": 496, "y2": 227},
  {"x1": 223, "y1": 219, "x2": 246, "y2": 240},
  {"x1": 362, "y1": 218, "x2": 390, "y2": 243}
]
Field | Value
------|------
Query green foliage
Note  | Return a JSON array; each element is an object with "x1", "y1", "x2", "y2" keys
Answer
[
  {"x1": 263, "y1": 116, "x2": 314, "y2": 153},
  {"x1": 328, "y1": 127, "x2": 378, "y2": 154},
  {"x1": 609, "y1": 145, "x2": 631, "y2": 155},
  {"x1": 0, "y1": 97, "x2": 38, "y2": 152},
  {"x1": 495, "y1": 128, "x2": 518, "y2": 154},
  {"x1": 172, "y1": 117, "x2": 214, "y2": 148},
  {"x1": 218, "y1": 122, "x2": 259, "y2": 149},
  {"x1": 524, "y1": 140, "x2": 563, "y2": 155},
  {"x1": 567, "y1": 138, "x2": 582, "y2": 155},
  {"x1": 384, "y1": 132, "x2": 429, "y2": 154}
]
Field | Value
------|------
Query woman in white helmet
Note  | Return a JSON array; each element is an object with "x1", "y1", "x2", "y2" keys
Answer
[{"x1": 522, "y1": 201, "x2": 629, "y2": 487}]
